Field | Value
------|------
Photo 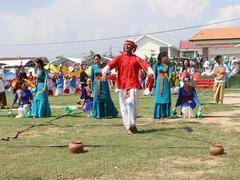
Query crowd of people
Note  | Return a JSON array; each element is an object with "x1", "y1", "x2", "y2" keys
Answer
[{"x1": 0, "y1": 39, "x2": 237, "y2": 134}]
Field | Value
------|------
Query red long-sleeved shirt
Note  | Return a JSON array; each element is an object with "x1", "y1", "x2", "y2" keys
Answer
[{"x1": 108, "y1": 53, "x2": 150, "y2": 89}]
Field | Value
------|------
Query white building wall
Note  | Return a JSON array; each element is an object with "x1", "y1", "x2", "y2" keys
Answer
[
  {"x1": 135, "y1": 37, "x2": 179, "y2": 59},
  {"x1": 209, "y1": 48, "x2": 240, "y2": 60},
  {"x1": 135, "y1": 39, "x2": 166, "y2": 59},
  {"x1": 169, "y1": 47, "x2": 179, "y2": 57}
]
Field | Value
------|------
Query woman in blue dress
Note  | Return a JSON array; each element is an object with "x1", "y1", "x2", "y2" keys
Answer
[
  {"x1": 91, "y1": 54, "x2": 118, "y2": 119},
  {"x1": 31, "y1": 58, "x2": 51, "y2": 118},
  {"x1": 154, "y1": 53, "x2": 172, "y2": 119}
]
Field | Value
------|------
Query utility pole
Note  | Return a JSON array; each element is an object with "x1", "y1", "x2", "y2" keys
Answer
[{"x1": 109, "y1": 44, "x2": 113, "y2": 57}]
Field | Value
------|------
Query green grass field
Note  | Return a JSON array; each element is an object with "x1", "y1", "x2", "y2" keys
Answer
[{"x1": 0, "y1": 89, "x2": 240, "y2": 179}]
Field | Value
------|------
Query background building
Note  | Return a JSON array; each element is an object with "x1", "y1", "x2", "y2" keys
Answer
[
  {"x1": 190, "y1": 27, "x2": 240, "y2": 59},
  {"x1": 134, "y1": 35, "x2": 179, "y2": 59}
]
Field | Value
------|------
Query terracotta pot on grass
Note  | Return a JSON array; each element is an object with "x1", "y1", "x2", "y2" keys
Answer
[
  {"x1": 68, "y1": 141, "x2": 84, "y2": 154},
  {"x1": 210, "y1": 144, "x2": 224, "y2": 156}
]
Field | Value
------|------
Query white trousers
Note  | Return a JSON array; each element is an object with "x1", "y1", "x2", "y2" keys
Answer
[
  {"x1": 55, "y1": 88, "x2": 63, "y2": 96},
  {"x1": 69, "y1": 87, "x2": 76, "y2": 95},
  {"x1": 18, "y1": 104, "x2": 31, "y2": 118},
  {"x1": 119, "y1": 89, "x2": 139, "y2": 129}
]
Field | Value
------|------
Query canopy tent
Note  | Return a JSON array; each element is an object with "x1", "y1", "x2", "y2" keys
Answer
[
  {"x1": 67, "y1": 57, "x2": 84, "y2": 64},
  {"x1": 1, "y1": 59, "x2": 32, "y2": 68},
  {"x1": 81, "y1": 56, "x2": 112, "y2": 65},
  {"x1": 0, "y1": 57, "x2": 49, "y2": 68},
  {"x1": 49, "y1": 57, "x2": 85, "y2": 66},
  {"x1": 50, "y1": 56, "x2": 112, "y2": 66}
]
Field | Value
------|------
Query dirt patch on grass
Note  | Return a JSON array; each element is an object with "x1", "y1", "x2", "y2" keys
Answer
[
  {"x1": 22, "y1": 127, "x2": 65, "y2": 138},
  {"x1": 222, "y1": 93, "x2": 240, "y2": 104},
  {"x1": 137, "y1": 168, "x2": 213, "y2": 178},
  {"x1": 175, "y1": 93, "x2": 240, "y2": 132},
  {"x1": 184, "y1": 108, "x2": 240, "y2": 132},
  {"x1": 171, "y1": 157, "x2": 223, "y2": 167},
  {"x1": 209, "y1": 93, "x2": 240, "y2": 105},
  {"x1": 137, "y1": 157, "x2": 222, "y2": 178}
]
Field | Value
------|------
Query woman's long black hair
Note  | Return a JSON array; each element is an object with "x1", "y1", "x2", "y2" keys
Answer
[
  {"x1": 35, "y1": 58, "x2": 44, "y2": 69},
  {"x1": 182, "y1": 59, "x2": 190, "y2": 72},
  {"x1": 35, "y1": 58, "x2": 45, "y2": 77}
]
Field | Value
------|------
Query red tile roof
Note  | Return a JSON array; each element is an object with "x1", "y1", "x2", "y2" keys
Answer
[
  {"x1": 190, "y1": 27, "x2": 240, "y2": 41},
  {"x1": 179, "y1": 40, "x2": 199, "y2": 50}
]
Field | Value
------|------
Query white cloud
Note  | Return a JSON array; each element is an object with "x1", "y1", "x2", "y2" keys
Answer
[
  {"x1": 0, "y1": 0, "x2": 138, "y2": 43},
  {"x1": 205, "y1": 4, "x2": 240, "y2": 28},
  {"x1": 145, "y1": 0, "x2": 209, "y2": 20},
  {"x1": 0, "y1": 0, "x2": 238, "y2": 57}
]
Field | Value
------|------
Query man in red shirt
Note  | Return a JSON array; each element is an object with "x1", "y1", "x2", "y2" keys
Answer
[{"x1": 102, "y1": 40, "x2": 154, "y2": 134}]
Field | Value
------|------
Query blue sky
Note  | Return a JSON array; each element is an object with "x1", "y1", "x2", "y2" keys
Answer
[{"x1": 0, "y1": 0, "x2": 239, "y2": 59}]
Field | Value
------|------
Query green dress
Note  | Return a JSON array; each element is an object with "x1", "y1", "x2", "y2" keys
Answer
[
  {"x1": 154, "y1": 63, "x2": 172, "y2": 119},
  {"x1": 91, "y1": 65, "x2": 118, "y2": 119}
]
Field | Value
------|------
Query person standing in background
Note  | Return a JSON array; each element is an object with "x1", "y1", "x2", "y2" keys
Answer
[
  {"x1": 17, "y1": 65, "x2": 28, "y2": 85},
  {"x1": 69, "y1": 76, "x2": 77, "y2": 95},
  {"x1": 55, "y1": 73, "x2": 64, "y2": 96},
  {"x1": 213, "y1": 55, "x2": 229, "y2": 104},
  {"x1": 80, "y1": 65, "x2": 89, "y2": 89},
  {"x1": 0, "y1": 65, "x2": 8, "y2": 109}
]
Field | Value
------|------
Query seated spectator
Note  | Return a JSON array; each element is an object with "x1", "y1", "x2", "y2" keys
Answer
[
  {"x1": 228, "y1": 60, "x2": 239, "y2": 78},
  {"x1": 201, "y1": 67, "x2": 212, "y2": 77}
]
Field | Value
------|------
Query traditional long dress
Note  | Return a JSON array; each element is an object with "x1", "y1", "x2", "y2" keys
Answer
[
  {"x1": 31, "y1": 69, "x2": 51, "y2": 118},
  {"x1": 154, "y1": 63, "x2": 172, "y2": 119},
  {"x1": 175, "y1": 86, "x2": 201, "y2": 109},
  {"x1": 91, "y1": 64, "x2": 118, "y2": 119}
]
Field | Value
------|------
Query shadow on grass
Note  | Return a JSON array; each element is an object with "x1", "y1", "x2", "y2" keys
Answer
[
  {"x1": 207, "y1": 103, "x2": 240, "y2": 107},
  {"x1": 46, "y1": 123, "x2": 124, "y2": 128},
  {"x1": 137, "y1": 126, "x2": 212, "y2": 144},
  {"x1": 138, "y1": 126, "x2": 194, "y2": 134},
  {"x1": 204, "y1": 115, "x2": 239, "y2": 118},
  {"x1": 6, "y1": 144, "x2": 210, "y2": 150}
]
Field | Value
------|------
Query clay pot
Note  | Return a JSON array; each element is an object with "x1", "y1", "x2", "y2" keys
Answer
[
  {"x1": 68, "y1": 141, "x2": 84, "y2": 154},
  {"x1": 210, "y1": 144, "x2": 224, "y2": 156}
]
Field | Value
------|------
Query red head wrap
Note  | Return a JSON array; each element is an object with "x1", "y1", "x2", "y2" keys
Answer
[{"x1": 123, "y1": 39, "x2": 137, "y2": 52}]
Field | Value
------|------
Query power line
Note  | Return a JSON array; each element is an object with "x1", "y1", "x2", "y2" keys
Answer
[{"x1": 0, "y1": 17, "x2": 240, "y2": 47}]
